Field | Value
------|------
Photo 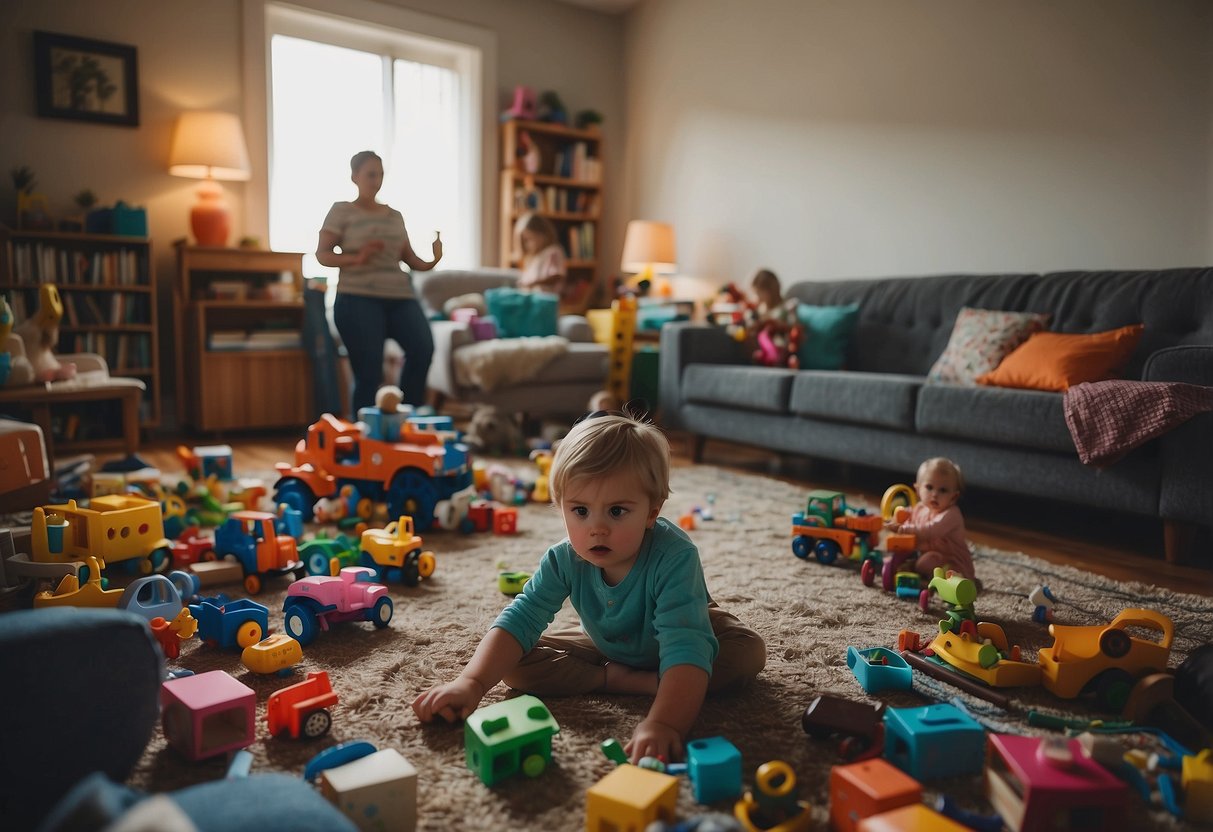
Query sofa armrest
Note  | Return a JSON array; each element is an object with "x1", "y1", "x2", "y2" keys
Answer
[
  {"x1": 57, "y1": 352, "x2": 108, "y2": 376},
  {"x1": 658, "y1": 323, "x2": 749, "y2": 430},
  {"x1": 558, "y1": 315, "x2": 594, "y2": 343},
  {"x1": 426, "y1": 319, "x2": 475, "y2": 396},
  {"x1": 1142, "y1": 346, "x2": 1213, "y2": 526},
  {"x1": 1142, "y1": 345, "x2": 1213, "y2": 386}
]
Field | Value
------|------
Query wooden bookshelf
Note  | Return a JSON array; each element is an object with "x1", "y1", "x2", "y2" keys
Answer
[
  {"x1": 499, "y1": 119, "x2": 603, "y2": 312},
  {"x1": 0, "y1": 225, "x2": 160, "y2": 428}
]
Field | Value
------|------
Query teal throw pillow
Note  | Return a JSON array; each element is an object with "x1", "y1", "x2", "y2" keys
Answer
[
  {"x1": 484, "y1": 288, "x2": 558, "y2": 338},
  {"x1": 796, "y1": 303, "x2": 860, "y2": 370}
]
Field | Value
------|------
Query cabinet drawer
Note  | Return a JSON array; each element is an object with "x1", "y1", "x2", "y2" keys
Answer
[{"x1": 196, "y1": 352, "x2": 312, "y2": 431}]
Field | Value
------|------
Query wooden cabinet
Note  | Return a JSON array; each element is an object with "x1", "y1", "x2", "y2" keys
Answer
[
  {"x1": 499, "y1": 119, "x2": 603, "y2": 311},
  {"x1": 0, "y1": 226, "x2": 160, "y2": 428},
  {"x1": 174, "y1": 241, "x2": 312, "y2": 432}
]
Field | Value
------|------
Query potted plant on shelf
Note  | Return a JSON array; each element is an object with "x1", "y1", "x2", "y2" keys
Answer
[
  {"x1": 59, "y1": 188, "x2": 97, "y2": 232},
  {"x1": 11, "y1": 166, "x2": 52, "y2": 231}
]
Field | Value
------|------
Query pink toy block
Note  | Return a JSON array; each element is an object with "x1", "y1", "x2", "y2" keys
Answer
[{"x1": 161, "y1": 669, "x2": 256, "y2": 761}]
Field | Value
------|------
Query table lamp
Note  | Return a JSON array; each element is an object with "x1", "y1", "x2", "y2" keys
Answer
[
  {"x1": 620, "y1": 220, "x2": 677, "y2": 294},
  {"x1": 169, "y1": 111, "x2": 251, "y2": 247}
]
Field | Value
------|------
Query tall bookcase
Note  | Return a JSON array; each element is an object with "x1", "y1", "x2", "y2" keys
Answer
[
  {"x1": 0, "y1": 225, "x2": 160, "y2": 427},
  {"x1": 499, "y1": 119, "x2": 603, "y2": 309}
]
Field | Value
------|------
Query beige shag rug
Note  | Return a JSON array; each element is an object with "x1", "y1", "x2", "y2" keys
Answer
[{"x1": 132, "y1": 463, "x2": 1213, "y2": 830}]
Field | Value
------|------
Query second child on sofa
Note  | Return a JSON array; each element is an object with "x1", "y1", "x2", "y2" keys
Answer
[
  {"x1": 885, "y1": 457, "x2": 975, "y2": 580},
  {"x1": 515, "y1": 212, "x2": 567, "y2": 294},
  {"x1": 412, "y1": 411, "x2": 766, "y2": 763}
]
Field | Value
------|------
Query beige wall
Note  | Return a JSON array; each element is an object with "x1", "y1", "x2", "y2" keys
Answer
[{"x1": 623, "y1": 0, "x2": 1213, "y2": 290}]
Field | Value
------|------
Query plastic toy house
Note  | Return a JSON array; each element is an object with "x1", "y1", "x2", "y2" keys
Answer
[
  {"x1": 321, "y1": 747, "x2": 418, "y2": 832},
  {"x1": 161, "y1": 670, "x2": 256, "y2": 761},
  {"x1": 830, "y1": 758, "x2": 922, "y2": 832},
  {"x1": 856, "y1": 803, "x2": 968, "y2": 831},
  {"x1": 986, "y1": 734, "x2": 1128, "y2": 832},
  {"x1": 463, "y1": 694, "x2": 559, "y2": 786},
  {"x1": 586, "y1": 764, "x2": 679, "y2": 832},
  {"x1": 883, "y1": 703, "x2": 984, "y2": 780},
  {"x1": 686, "y1": 735, "x2": 742, "y2": 803},
  {"x1": 196, "y1": 444, "x2": 234, "y2": 480}
]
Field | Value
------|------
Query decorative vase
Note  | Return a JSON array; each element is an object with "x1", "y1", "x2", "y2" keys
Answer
[{"x1": 191, "y1": 180, "x2": 231, "y2": 247}]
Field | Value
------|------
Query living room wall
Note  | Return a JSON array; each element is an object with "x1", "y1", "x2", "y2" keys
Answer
[{"x1": 622, "y1": 0, "x2": 1213, "y2": 288}]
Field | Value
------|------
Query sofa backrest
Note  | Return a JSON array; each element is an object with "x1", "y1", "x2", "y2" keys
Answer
[
  {"x1": 787, "y1": 268, "x2": 1213, "y2": 378},
  {"x1": 413, "y1": 268, "x2": 520, "y2": 317}
]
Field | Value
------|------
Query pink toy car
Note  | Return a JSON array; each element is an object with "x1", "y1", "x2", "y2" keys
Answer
[{"x1": 282, "y1": 566, "x2": 393, "y2": 646}]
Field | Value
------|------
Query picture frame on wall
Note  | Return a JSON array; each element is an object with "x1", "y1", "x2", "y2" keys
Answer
[{"x1": 33, "y1": 30, "x2": 140, "y2": 127}]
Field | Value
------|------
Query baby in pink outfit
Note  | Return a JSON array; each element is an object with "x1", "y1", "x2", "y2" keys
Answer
[{"x1": 886, "y1": 457, "x2": 975, "y2": 580}]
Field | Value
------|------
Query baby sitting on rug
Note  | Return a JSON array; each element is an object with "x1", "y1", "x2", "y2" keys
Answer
[{"x1": 885, "y1": 456, "x2": 976, "y2": 582}]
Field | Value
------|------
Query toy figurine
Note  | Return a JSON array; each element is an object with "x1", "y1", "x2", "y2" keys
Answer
[
  {"x1": 1029, "y1": 585, "x2": 1057, "y2": 623},
  {"x1": 358, "y1": 385, "x2": 410, "y2": 442},
  {"x1": 14, "y1": 284, "x2": 76, "y2": 382}
]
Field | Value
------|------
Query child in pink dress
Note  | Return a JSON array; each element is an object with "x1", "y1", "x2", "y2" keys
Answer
[
  {"x1": 886, "y1": 457, "x2": 975, "y2": 580},
  {"x1": 515, "y1": 212, "x2": 566, "y2": 294}
]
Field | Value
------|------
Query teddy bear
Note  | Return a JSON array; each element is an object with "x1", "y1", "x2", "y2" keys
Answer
[
  {"x1": 463, "y1": 406, "x2": 523, "y2": 457},
  {"x1": 13, "y1": 284, "x2": 76, "y2": 383}
]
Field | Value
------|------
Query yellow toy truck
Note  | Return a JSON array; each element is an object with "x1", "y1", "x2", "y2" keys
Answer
[
  {"x1": 32, "y1": 495, "x2": 173, "y2": 576},
  {"x1": 359, "y1": 516, "x2": 436, "y2": 586}
]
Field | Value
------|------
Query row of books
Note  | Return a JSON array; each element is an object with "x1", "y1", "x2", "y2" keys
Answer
[
  {"x1": 208, "y1": 329, "x2": 303, "y2": 351},
  {"x1": 567, "y1": 221, "x2": 596, "y2": 261},
  {"x1": 8, "y1": 242, "x2": 147, "y2": 286},
  {"x1": 551, "y1": 142, "x2": 601, "y2": 183},
  {"x1": 512, "y1": 186, "x2": 600, "y2": 216},
  {"x1": 57, "y1": 332, "x2": 152, "y2": 372},
  {"x1": 6, "y1": 288, "x2": 149, "y2": 327}
]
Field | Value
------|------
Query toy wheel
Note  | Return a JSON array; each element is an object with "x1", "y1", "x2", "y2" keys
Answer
[
  {"x1": 918, "y1": 589, "x2": 931, "y2": 613},
  {"x1": 372, "y1": 596, "x2": 393, "y2": 628},
  {"x1": 418, "y1": 551, "x2": 436, "y2": 578},
  {"x1": 815, "y1": 539, "x2": 841, "y2": 565},
  {"x1": 236, "y1": 620, "x2": 263, "y2": 649},
  {"x1": 387, "y1": 468, "x2": 439, "y2": 533},
  {"x1": 402, "y1": 551, "x2": 421, "y2": 587},
  {"x1": 284, "y1": 606, "x2": 318, "y2": 646},
  {"x1": 1099, "y1": 628, "x2": 1132, "y2": 659},
  {"x1": 356, "y1": 498, "x2": 374, "y2": 520},
  {"x1": 881, "y1": 559, "x2": 897, "y2": 591},
  {"x1": 522, "y1": 753, "x2": 546, "y2": 778},
  {"x1": 273, "y1": 478, "x2": 316, "y2": 523},
  {"x1": 203, "y1": 550, "x2": 217, "y2": 562},
  {"x1": 1093, "y1": 668, "x2": 1136, "y2": 712},
  {"x1": 138, "y1": 557, "x2": 154, "y2": 576},
  {"x1": 306, "y1": 550, "x2": 332, "y2": 577},
  {"x1": 149, "y1": 546, "x2": 172, "y2": 574},
  {"x1": 302, "y1": 709, "x2": 332, "y2": 739},
  {"x1": 860, "y1": 559, "x2": 877, "y2": 587},
  {"x1": 792, "y1": 536, "x2": 812, "y2": 560},
  {"x1": 242, "y1": 573, "x2": 262, "y2": 595}
]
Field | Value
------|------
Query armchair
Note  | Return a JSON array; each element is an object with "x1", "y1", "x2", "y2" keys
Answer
[{"x1": 414, "y1": 269, "x2": 609, "y2": 418}]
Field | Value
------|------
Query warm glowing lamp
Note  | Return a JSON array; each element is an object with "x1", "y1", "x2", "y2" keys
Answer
[
  {"x1": 620, "y1": 220, "x2": 677, "y2": 295},
  {"x1": 168, "y1": 111, "x2": 251, "y2": 247}
]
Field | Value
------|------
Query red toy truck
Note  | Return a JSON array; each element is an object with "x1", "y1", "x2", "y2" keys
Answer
[{"x1": 267, "y1": 671, "x2": 339, "y2": 739}]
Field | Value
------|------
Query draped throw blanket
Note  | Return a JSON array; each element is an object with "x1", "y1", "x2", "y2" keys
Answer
[
  {"x1": 453, "y1": 335, "x2": 569, "y2": 392},
  {"x1": 1064, "y1": 380, "x2": 1213, "y2": 466}
]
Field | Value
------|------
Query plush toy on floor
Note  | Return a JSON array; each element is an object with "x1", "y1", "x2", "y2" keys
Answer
[
  {"x1": 14, "y1": 284, "x2": 76, "y2": 383},
  {"x1": 464, "y1": 406, "x2": 522, "y2": 456},
  {"x1": 0, "y1": 294, "x2": 38, "y2": 387}
]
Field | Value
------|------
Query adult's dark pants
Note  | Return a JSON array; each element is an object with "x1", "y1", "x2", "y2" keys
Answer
[{"x1": 333, "y1": 292, "x2": 434, "y2": 412}]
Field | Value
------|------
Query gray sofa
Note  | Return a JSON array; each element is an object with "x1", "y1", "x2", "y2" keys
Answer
[{"x1": 659, "y1": 269, "x2": 1213, "y2": 562}]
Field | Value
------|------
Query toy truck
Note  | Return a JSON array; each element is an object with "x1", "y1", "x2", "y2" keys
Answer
[
  {"x1": 298, "y1": 533, "x2": 360, "y2": 578},
  {"x1": 188, "y1": 596, "x2": 269, "y2": 650},
  {"x1": 272, "y1": 413, "x2": 473, "y2": 532},
  {"x1": 282, "y1": 567, "x2": 394, "y2": 646},
  {"x1": 791, "y1": 490, "x2": 883, "y2": 570},
  {"x1": 31, "y1": 495, "x2": 172, "y2": 576},
  {"x1": 359, "y1": 516, "x2": 436, "y2": 586},
  {"x1": 213, "y1": 510, "x2": 305, "y2": 595},
  {"x1": 267, "y1": 671, "x2": 339, "y2": 739}
]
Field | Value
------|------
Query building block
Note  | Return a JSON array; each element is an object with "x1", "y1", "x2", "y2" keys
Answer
[
  {"x1": 493, "y1": 506, "x2": 518, "y2": 534},
  {"x1": 464, "y1": 694, "x2": 559, "y2": 786},
  {"x1": 189, "y1": 558, "x2": 245, "y2": 587},
  {"x1": 321, "y1": 748, "x2": 418, "y2": 832},
  {"x1": 586, "y1": 764, "x2": 679, "y2": 832},
  {"x1": 686, "y1": 736, "x2": 742, "y2": 803},
  {"x1": 160, "y1": 669, "x2": 256, "y2": 761},
  {"x1": 195, "y1": 444, "x2": 234, "y2": 480},
  {"x1": 857, "y1": 803, "x2": 968, "y2": 831},
  {"x1": 883, "y1": 703, "x2": 984, "y2": 780},
  {"x1": 830, "y1": 757, "x2": 922, "y2": 832}
]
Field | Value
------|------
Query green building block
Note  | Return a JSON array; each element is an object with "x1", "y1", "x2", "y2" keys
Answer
[{"x1": 464, "y1": 695, "x2": 560, "y2": 786}]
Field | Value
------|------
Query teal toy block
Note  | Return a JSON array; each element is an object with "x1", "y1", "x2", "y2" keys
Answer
[
  {"x1": 464, "y1": 695, "x2": 559, "y2": 786},
  {"x1": 883, "y1": 703, "x2": 984, "y2": 781},
  {"x1": 686, "y1": 736, "x2": 742, "y2": 803}
]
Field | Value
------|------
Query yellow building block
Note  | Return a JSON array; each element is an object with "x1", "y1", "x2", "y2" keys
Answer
[{"x1": 586, "y1": 765, "x2": 678, "y2": 832}]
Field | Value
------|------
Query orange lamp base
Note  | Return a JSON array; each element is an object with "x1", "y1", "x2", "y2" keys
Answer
[{"x1": 190, "y1": 181, "x2": 230, "y2": 248}]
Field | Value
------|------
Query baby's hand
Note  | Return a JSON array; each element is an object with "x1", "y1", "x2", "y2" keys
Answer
[
  {"x1": 411, "y1": 676, "x2": 485, "y2": 723},
  {"x1": 625, "y1": 717, "x2": 683, "y2": 764}
]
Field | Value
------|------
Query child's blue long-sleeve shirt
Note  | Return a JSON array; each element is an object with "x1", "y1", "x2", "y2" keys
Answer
[{"x1": 493, "y1": 517, "x2": 719, "y2": 677}]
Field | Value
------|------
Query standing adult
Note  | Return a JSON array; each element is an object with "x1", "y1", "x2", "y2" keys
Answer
[{"x1": 317, "y1": 150, "x2": 442, "y2": 413}]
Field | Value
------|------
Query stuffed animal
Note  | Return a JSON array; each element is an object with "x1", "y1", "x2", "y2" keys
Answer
[
  {"x1": 14, "y1": 284, "x2": 76, "y2": 383},
  {"x1": 464, "y1": 406, "x2": 523, "y2": 457}
]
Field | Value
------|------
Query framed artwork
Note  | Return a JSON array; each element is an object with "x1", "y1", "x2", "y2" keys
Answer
[{"x1": 33, "y1": 30, "x2": 140, "y2": 127}]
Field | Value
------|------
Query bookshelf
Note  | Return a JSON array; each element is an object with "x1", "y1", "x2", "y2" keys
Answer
[
  {"x1": 499, "y1": 119, "x2": 603, "y2": 310},
  {"x1": 0, "y1": 225, "x2": 160, "y2": 427},
  {"x1": 173, "y1": 241, "x2": 312, "y2": 432}
]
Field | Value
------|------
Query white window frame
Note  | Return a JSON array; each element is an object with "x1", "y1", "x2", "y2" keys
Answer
[{"x1": 242, "y1": 0, "x2": 497, "y2": 264}]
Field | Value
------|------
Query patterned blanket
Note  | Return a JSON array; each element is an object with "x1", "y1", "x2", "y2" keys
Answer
[
  {"x1": 1063, "y1": 379, "x2": 1213, "y2": 466},
  {"x1": 452, "y1": 335, "x2": 568, "y2": 392}
]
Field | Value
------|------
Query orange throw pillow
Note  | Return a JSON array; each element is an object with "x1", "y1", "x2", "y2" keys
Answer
[{"x1": 976, "y1": 324, "x2": 1144, "y2": 391}]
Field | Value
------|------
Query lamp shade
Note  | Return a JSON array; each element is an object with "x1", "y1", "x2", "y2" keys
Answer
[
  {"x1": 168, "y1": 111, "x2": 251, "y2": 181},
  {"x1": 620, "y1": 220, "x2": 677, "y2": 274}
]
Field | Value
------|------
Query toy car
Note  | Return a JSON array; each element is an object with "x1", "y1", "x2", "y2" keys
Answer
[
  {"x1": 267, "y1": 671, "x2": 339, "y2": 739},
  {"x1": 282, "y1": 567, "x2": 393, "y2": 646},
  {"x1": 359, "y1": 516, "x2": 436, "y2": 586},
  {"x1": 242, "y1": 633, "x2": 304, "y2": 675},
  {"x1": 791, "y1": 490, "x2": 883, "y2": 569},
  {"x1": 213, "y1": 510, "x2": 304, "y2": 595},
  {"x1": 298, "y1": 533, "x2": 360, "y2": 578}
]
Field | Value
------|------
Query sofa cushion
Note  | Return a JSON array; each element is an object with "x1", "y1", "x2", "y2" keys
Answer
[
  {"x1": 485, "y1": 287, "x2": 559, "y2": 337},
  {"x1": 521, "y1": 341, "x2": 608, "y2": 385},
  {"x1": 795, "y1": 303, "x2": 860, "y2": 370},
  {"x1": 789, "y1": 372, "x2": 922, "y2": 430},
  {"x1": 917, "y1": 384, "x2": 1075, "y2": 453},
  {"x1": 927, "y1": 307, "x2": 1050, "y2": 384},
  {"x1": 977, "y1": 324, "x2": 1145, "y2": 391},
  {"x1": 683, "y1": 365, "x2": 794, "y2": 413}
]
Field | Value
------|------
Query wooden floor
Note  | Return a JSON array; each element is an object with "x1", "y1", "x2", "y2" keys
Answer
[{"x1": 123, "y1": 431, "x2": 1213, "y2": 597}]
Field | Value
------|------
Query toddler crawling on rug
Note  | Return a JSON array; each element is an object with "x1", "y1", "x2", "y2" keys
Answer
[
  {"x1": 885, "y1": 456, "x2": 976, "y2": 581},
  {"x1": 412, "y1": 410, "x2": 766, "y2": 763}
]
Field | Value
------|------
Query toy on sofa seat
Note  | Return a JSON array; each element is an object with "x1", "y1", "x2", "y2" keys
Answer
[{"x1": 14, "y1": 284, "x2": 76, "y2": 382}]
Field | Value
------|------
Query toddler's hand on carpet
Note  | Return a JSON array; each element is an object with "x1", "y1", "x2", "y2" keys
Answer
[
  {"x1": 412, "y1": 676, "x2": 485, "y2": 723},
  {"x1": 625, "y1": 718, "x2": 683, "y2": 764}
]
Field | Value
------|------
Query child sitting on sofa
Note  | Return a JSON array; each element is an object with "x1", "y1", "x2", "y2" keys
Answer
[
  {"x1": 747, "y1": 268, "x2": 801, "y2": 367},
  {"x1": 885, "y1": 457, "x2": 975, "y2": 581},
  {"x1": 515, "y1": 212, "x2": 566, "y2": 294}
]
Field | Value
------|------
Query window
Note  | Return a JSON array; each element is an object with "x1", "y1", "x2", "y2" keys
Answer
[{"x1": 262, "y1": 3, "x2": 482, "y2": 279}]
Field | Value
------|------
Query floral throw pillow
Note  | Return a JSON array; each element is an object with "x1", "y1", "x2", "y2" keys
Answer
[{"x1": 927, "y1": 307, "x2": 1050, "y2": 385}]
